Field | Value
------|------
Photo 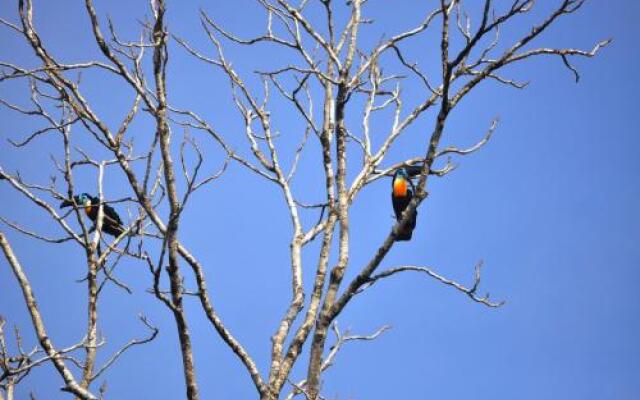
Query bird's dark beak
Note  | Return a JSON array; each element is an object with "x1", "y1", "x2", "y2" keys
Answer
[{"x1": 60, "y1": 199, "x2": 73, "y2": 209}]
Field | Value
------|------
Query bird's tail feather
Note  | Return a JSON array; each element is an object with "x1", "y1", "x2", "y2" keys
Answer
[
  {"x1": 395, "y1": 212, "x2": 417, "y2": 241},
  {"x1": 395, "y1": 230, "x2": 413, "y2": 241}
]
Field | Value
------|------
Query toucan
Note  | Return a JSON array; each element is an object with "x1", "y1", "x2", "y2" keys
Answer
[
  {"x1": 60, "y1": 193, "x2": 126, "y2": 237},
  {"x1": 391, "y1": 167, "x2": 421, "y2": 241}
]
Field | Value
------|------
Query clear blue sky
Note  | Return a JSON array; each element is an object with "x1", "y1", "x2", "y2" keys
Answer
[{"x1": 1, "y1": 1, "x2": 639, "y2": 399}]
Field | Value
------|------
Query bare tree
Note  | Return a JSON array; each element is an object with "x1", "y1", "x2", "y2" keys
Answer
[{"x1": 0, "y1": 0, "x2": 608, "y2": 399}]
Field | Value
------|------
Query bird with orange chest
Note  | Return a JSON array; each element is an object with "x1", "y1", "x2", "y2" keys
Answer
[
  {"x1": 391, "y1": 168, "x2": 418, "y2": 241},
  {"x1": 60, "y1": 193, "x2": 126, "y2": 237}
]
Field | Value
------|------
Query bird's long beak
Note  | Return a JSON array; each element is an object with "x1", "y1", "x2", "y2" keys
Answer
[{"x1": 60, "y1": 199, "x2": 73, "y2": 209}]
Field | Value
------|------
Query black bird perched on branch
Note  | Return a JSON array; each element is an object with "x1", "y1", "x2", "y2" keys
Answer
[
  {"x1": 391, "y1": 167, "x2": 422, "y2": 241},
  {"x1": 60, "y1": 193, "x2": 126, "y2": 237}
]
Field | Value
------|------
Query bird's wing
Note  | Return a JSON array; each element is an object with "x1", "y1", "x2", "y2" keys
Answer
[
  {"x1": 102, "y1": 204, "x2": 124, "y2": 226},
  {"x1": 405, "y1": 165, "x2": 423, "y2": 177}
]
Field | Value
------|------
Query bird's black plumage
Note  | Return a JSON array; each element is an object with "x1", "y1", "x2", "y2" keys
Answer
[
  {"x1": 60, "y1": 193, "x2": 126, "y2": 237},
  {"x1": 403, "y1": 165, "x2": 423, "y2": 177},
  {"x1": 391, "y1": 168, "x2": 417, "y2": 241}
]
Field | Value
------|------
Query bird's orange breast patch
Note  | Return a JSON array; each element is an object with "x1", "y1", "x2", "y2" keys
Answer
[{"x1": 393, "y1": 178, "x2": 408, "y2": 197}]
